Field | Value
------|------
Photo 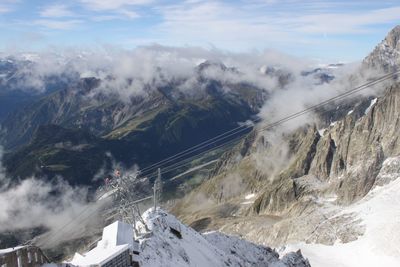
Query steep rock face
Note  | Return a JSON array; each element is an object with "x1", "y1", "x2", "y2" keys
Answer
[
  {"x1": 281, "y1": 126, "x2": 320, "y2": 180},
  {"x1": 363, "y1": 25, "x2": 400, "y2": 71},
  {"x1": 171, "y1": 26, "x2": 400, "y2": 252},
  {"x1": 308, "y1": 133, "x2": 336, "y2": 180},
  {"x1": 326, "y1": 85, "x2": 400, "y2": 203},
  {"x1": 250, "y1": 127, "x2": 322, "y2": 215},
  {"x1": 177, "y1": 79, "x2": 400, "y2": 226},
  {"x1": 252, "y1": 178, "x2": 297, "y2": 215},
  {"x1": 207, "y1": 130, "x2": 258, "y2": 179},
  {"x1": 253, "y1": 83, "x2": 400, "y2": 214}
]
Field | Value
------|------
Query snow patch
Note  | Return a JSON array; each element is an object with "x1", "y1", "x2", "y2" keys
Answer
[
  {"x1": 325, "y1": 195, "x2": 338, "y2": 202},
  {"x1": 285, "y1": 174, "x2": 400, "y2": 267},
  {"x1": 364, "y1": 98, "x2": 377, "y2": 115},
  {"x1": 245, "y1": 193, "x2": 256, "y2": 200}
]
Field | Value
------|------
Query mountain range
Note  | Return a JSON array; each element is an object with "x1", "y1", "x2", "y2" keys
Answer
[
  {"x1": 171, "y1": 25, "x2": 400, "y2": 266},
  {"x1": 1, "y1": 24, "x2": 400, "y2": 267},
  {"x1": 0, "y1": 61, "x2": 268, "y2": 188}
]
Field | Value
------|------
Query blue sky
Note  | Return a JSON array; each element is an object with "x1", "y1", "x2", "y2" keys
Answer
[{"x1": 0, "y1": 0, "x2": 399, "y2": 61}]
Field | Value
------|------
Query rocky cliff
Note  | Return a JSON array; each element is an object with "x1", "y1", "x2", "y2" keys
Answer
[
  {"x1": 172, "y1": 26, "x2": 400, "y2": 249},
  {"x1": 363, "y1": 25, "x2": 400, "y2": 72}
]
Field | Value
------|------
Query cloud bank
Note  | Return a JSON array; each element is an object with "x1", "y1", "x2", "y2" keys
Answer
[
  {"x1": 2, "y1": 45, "x2": 314, "y2": 97},
  {"x1": 0, "y1": 146, "x2": 108, "y2": 246}
]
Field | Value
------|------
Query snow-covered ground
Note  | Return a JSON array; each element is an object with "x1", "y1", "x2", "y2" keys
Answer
[
  {"x1": 64, "y1": 207, "x2": 310, "y2": 267},
  {"x1": 284, "y1": 169, "x2": 400, "y2": 267},
  {"x1": 138, "y1": 209, "x2": 310, "y2": 267}
]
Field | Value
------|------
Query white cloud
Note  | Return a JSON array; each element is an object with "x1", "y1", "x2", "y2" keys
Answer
[
  {"x1": 89, "y1": 10, "x2": 140, "y2": 21},
  {"x1": 0, "y1": 6, "x2": 11, "y2": 13},
  {"x1": 79, "y1": 0, "x2": 153, "y2": 11},
  {"x1": 153, "y1": 1, "x2": 400, "y2": 52},
  {"x1": 34, "y1": 19, "x2": 83, "y2": 30},
  {"x1": 0, "y1": 0, "x2": 18, "y2": 14},
  {"x1": 78, "y1": 0, "x2": 151, "y2": 19},
  {"x1": 294, "y1": 6, "x2": 400, "y2": 34},
  {"x1": 39, "y1": 4, "x2": 75, "y2": 18},
  {"x1": 90, "y1": 15, "x2": 121, "y2": 22},
  {"x1": 118, "y1": 9, "x2": 140, "y2": 19}
]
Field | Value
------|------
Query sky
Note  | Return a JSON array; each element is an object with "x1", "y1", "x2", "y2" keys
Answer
[{"x1": 0, "y1": 0, "x2": 399, "y2": 61}]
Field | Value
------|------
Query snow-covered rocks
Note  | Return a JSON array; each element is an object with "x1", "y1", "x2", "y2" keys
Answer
[
  {"x1": 364, "y1": 98, "x2": 377, "y2": 115},
  {"x1": 138, "y1": 209, "x2": 310, "y2": 267},
  {"x1": 65, "y1": 208, "x2": 310, "y2": 267},
  {"x1": 285, "y1": 173, "x2": 400, "y2": 267}
]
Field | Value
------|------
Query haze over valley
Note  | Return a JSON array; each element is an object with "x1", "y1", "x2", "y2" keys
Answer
[{"x1": 1, "y1": 1, "x2": 400, "y2": 266}]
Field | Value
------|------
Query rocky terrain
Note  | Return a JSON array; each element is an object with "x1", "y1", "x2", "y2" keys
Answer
[
  {"x1": 171, "y1": 25, "x2": 400, "y2": 266},
  {"x1": 2, "y1": 24, "x2": 400, "y2": 267}
]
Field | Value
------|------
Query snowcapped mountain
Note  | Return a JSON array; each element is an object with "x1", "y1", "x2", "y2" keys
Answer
[{"x1": 67, "y1": 208, "x2": 310, "y2": 267}]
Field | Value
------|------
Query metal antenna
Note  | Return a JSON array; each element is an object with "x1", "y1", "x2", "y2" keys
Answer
[{"x1": 109, "y1": 170, "x2": 141, "y2": 223}]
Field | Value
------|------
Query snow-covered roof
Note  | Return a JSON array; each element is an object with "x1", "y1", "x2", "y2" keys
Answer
[
  {"x1": 70, "y1": 244, "x2": 130, "y2": 266},
  {"x1": 97, "y1": 220, "x2": 134, "y2": 249},
  {"x1": 69, "y1": 220, "x2": 135, "y2": 266}
]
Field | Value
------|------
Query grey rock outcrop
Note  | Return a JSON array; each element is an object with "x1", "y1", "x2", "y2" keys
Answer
[
  {"x1": 363, "y1": 25, "x2": 400, "y2": 71},
  {"x1": 172, "y1": 25, "x2": 400, "y2": 250}
]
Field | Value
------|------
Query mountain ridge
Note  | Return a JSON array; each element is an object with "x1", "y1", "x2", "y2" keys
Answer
[{"x1": 171, "y1": 26, "x2": 400, "y2": 257}]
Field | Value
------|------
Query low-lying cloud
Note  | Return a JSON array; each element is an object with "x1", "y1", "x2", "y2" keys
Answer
[
  {"x1": 2, "y1": 45, "x2": 312, "y2": 98},
  {"x1": 0, "y1": 146, "x2": 108, "y2": 246}
]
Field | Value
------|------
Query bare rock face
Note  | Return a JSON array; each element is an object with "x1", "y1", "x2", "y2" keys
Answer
[
  {"x1": 178, "y1": 81, "x2": 400, "y2": 233},
  {"x1": 330, "y1": 85, "x2": 400, "y2": 203},
  {"x1": 179, "y1": 81, "x2": 400, "y2": 217},
  {"x1": 172, "y1": 26, "x2": 400, "y2": 250},
  {"x1": 363, "y1": 25, "x2": 400, "y2": 71},
  {"x1": 252, "y1": 177, "x2": 297, "y2": 215},
  {"x1": 308, "y1": 133, "x2": 336, "y2": 180},
  {"x1": 281, "y1": 126, "x2": 320, "y2": 180}
]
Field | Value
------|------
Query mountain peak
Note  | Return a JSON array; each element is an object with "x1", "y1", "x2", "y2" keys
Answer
[
  {"x1": 196, "y1": 60, "x2": 228, "y2": 72},
  {"x1": 363, "y1": 25, "x2": 400, "y2": 71},
  {"x1": 384, "y1": 25, "x2": 400, "y2": 49}
]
